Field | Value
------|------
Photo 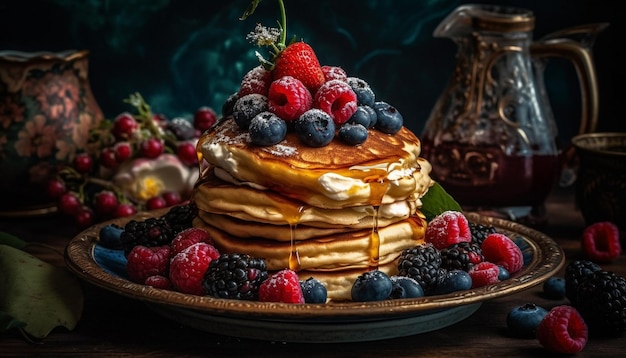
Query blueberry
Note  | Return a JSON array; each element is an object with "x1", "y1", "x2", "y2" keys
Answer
[
  {"x1": 388, "y1": 275, "x2": 424, "y2": 299},
  {"x1": 249, "y1": 112, "x2": 287, "y2": 146},
  {"x1": 222, "y1": 92, "x2": 239, "y2": 117},
  {"x1": 506, "y1": 303, "x2": 549, "y2": 338},
  {"x1": 542, "y1": 276, "x2": 566, "y2": 299},
  {"x1": 434, "y1": 269, "x2": 472, "y2": 294},
  {"x1": 233, "y1": 93, "x2": 268, "y2": 129},
  {"x1": 346, "y1": 77, "x2": 375, "y2": 106},
  {"x1": 295, "y1": 109, "x2": 335, "y2": 147},
  {"x1": 338, "y1": 123, "x2": 368, "y2": 145},
  {"x1": 373, "y1": 101, "x2": 403, "y2": 134},
  {"x1": 351, "y1": 270, "x2": 393, "y2": 302},
  {"x1": 98, "y1": 224, "x2": 124, "y2": 250},
  {"x1": 498, "y1": 265, "x2": 510, "y2": 280},
  {"x1": 513, "y1": 236, "x2": 533, "y2": 266},
  {"x1": 300, "y1": 277, "x2": 328, "y2": 303},
  {"x1": 347, "y1": 106, "x2": 373, "y2": 128}
]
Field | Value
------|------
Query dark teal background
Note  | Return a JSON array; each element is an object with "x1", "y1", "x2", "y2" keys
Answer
[{"x1": 1, "y1": 0, "x2": 623, "y2": 143}]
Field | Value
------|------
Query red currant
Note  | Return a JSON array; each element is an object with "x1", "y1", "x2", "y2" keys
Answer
[
  {"x1": 193, "y1": 106, "x2": 217, "y2": 132},
  {"x1": 161, "y1": 191, "x2": 182, "y2": 206},
  {"x1": 176, "y1": 141, "x2": 198, "y2": 166},
  {"x1": 140, "y1": 138, "x2": 164, "y2": 159},
  {"x1": 45, "y1": 179, "x2": 66, "y2": 200},
  {"x1": 112, "y1": 112, "x2": 138, "y2": 140},
  {"x1": 58, "y1": 192, "x2": 81, "y2": 216},
  {"x1": 100, "y1": 148, "x2": 119, "y2": 168},
  {"x1": 115, "y1": 203, "x2": 137, "y2": 217},
  {"x1": 146, "y1": 196, "x2": 168, "y2": 210},
  {"x1": 113, "y1": 141, "x2": 133, "y2": 163},
  {"x1": 93, "y1": 190, "x2": 119, "y2": 216},
  {"x1": 73, "y1": 153, "x2": 93, "y2": 174},
  {"x1": 75, "y1": 206, "x2": 95, "y2": 229}
]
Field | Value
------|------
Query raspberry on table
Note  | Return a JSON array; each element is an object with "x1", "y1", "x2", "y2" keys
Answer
[
  {"x1": 259, "y1": 269, "x2": 305, "y2": 304},
  {"x1": 425, "y1": 210, "x2": 472, "y2": 250},
  {"x1": 481, "y1": 233, "x2": 524, "y2": 274},
  {"x1": 581, "y1": 221, "x2": 621, "y2": 263},
  {"x1": 126, "y1": 245, "x2": 171, "y2": 284},
  {"x1": 536, "y1": 305, "x2": 588, "y2": 354},
  {"x1": 169, "y1": 242, "x2": 220, "y2": 295},
  {"x1": 314, "y1": 79, "x2": 358, "y2": 125},
  {"x1": 268, "y1": 75, "x2": 313, "y2": 121},
  {"x1": 169, "y1": 227, "x2": 213, "y2": 258}
]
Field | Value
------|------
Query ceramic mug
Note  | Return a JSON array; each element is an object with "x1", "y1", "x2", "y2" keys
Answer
[
  {"x1": 572, "y1": 132, "x2": 626, "y2": 232},
  {"x1": 0, "y1": 50, "x2": 103, "y2": 215}
]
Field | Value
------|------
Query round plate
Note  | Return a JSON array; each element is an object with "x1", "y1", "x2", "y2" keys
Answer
[{"x1": 64, "y1": 211, "x2": 565, "y2": 343}]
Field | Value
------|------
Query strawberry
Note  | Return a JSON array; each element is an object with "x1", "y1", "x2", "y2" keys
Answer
[{"x1": 272, "y1": 42, "x2": 326, "y2": 94}]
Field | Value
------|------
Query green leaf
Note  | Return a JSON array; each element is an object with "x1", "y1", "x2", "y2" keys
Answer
[
  {"x1": 420, "y1": 182, "x2": 463, "y2": 222},
  {"x1": 0, "y1": 231, "x2": 26, "y2": 250},
  {"x1": 0, "y1": 245, "x2": 84, "y2": 339},
  {"x1": 240, "y1": 0, "x2": 263, "y2": 20},
  {"x1": 0, "y1": 310, "x2": 26, "y2": 332}
]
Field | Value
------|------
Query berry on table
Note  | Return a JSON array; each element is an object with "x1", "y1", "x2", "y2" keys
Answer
[
  {"x1": 146, "y1": 196, "x2": 168, "y2": 211},
  {"x1": 347, "y1": 77, "x2": 375, "y2": 107},
  {"x1": 170, "y1": 227, "x2": 214, "y2": 258},
  {"x1": 398, "y1": 243, "x2": 444, "y2": 295},
  {"x1": 542, "y1": 276, "x2": 566, "y2": 299},
  {"x1": 112, "y1": 112, "x2": 139, "y2": 140},
  {"x1": 115, "y1": 203, "x2": 137, "y2": 218},
  {"x1": 176, "y1": 141, "x2": 199, "y2": 166},
  {"x1": 536, "y1": 305, "x2": 588, "y2": 354},
  {"x1": 506, "y1": 303, "x2": 548, "y2": 338},
  {"x1": 144, "y1": 275, "x2": 173, "y2": 290},
  {"x1": 347, "y1": 106, "x2": 376, "y2": 128},
  {"x1": 140, "y1": 137, "x2": 164, "y2": 159},
  {"x1": 113, "y1": 141, "x2": 133, "y2": 163},
  {"x1": 203, "y1": 253, "x2": 269, "y2": 300},
  {"x1": 193, "y1": 106, "x2": 218, "y2": 132},
  {"x1": 388, "y1": 275, "x2": 424, "y2": 299},
  {"x1": 433, "y1": 269, "x2": 472, "y2": 294},
  {"x1": 468, "y1": 261, "x2": 500, "y2": 288},
  {"x1": 58, "y1": 192, "x2": 82, "y2": 216},
  {"x1": 564, "y1": 260, "x2": 602, "y2": 306},
  {"x1": 99, "y1": 148, "x2": 119, "y2": 168},
  {"x1": 93, "y1": 190, "x2": 119, "y2": 216},
  {"x1": 98, "y1": 224, "x2": 124, "y2": 250},
  {"x1": 45, "y1": 178, "x2": 66, "y2": 200},
  {"x1": 351, "y1": 270, "x2": 393, "y2": 302},
  {"x1": 74, "y1": 206, "x2": 95, "y2": 229},
  {"x1": 73, "y1": 153, "x2": 93, "y2": 174},
  {"x1": 573, "y1": 270, "x2": 626, "y2": 336},
  {"x1": 161, "y1": 191, "x2": 183, "y2": 207},
  {"x1": 259, "y1": 269, "x2": 305, "y2": 304},
  {"x1": 581, "y1": 221, "x2": 621, "y2": 263}
]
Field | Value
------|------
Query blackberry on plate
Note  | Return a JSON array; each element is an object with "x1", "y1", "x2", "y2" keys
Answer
[
  {"x1": 162, "y1": 202, "x2": 198, "y2": 234},
  {"x1": 120, "y1": 217, "x2": 175, "y2": 255},
  {"x1": 564, "y1": 260, "x2": 602, "y2": 305},
  {"x1": 469, "y1": 222, "x2": 496, "y2": 246},
  {"x1": 398, "y1": 243, "x2": 446, "y2": 295},
  {"x1": 440, "y1": 241, "x2": 484, "y2": 271},
  {"x1": 574, "y1": 270, "x2": 626, "y2": 336},
  {"x1": 203, "y1": 253, "x2": 269, "y2": 300}
]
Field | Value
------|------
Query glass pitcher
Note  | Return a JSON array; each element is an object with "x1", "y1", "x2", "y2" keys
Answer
[{"x1": 420, "y1": 4, "x2": 607, "y2": 220}]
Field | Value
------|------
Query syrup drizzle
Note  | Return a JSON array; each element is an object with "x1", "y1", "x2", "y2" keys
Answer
[
  {"x1": 367, "y1": 178, "x2": 389, "y2": 270},
  {"x1": 284, "y1": 205, "x2": 305, "y2": 271}
]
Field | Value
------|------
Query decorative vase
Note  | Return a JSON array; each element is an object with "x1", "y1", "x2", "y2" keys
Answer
[{"x1": 0, "y1": 50, "x2": 104, "y2": 216}]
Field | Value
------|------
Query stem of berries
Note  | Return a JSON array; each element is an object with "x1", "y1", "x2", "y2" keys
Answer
[{"x1": 241, "y1": 0, "x2": 293, "y2": 69}]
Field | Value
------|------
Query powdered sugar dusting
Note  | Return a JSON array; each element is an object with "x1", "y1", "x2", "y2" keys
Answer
[{"x1": 263, "y1": 143, "x2": 298, "y2": 157}]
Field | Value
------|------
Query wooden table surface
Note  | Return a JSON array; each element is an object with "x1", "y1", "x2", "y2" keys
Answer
[{"x1": 1, "y1": 187, "x2": 625, "y2": 357}]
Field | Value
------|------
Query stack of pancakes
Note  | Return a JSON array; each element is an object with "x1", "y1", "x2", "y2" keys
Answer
[{"x1": 192, "y1": 116, "x2": 434, "y2": 301}]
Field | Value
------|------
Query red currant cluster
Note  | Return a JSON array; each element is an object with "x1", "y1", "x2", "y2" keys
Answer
[{"x1": 46, "y1": 93, "x2": 217, "y2": 229}]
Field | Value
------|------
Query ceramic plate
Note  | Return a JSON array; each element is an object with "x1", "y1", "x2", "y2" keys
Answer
[{"x1": 64, "y1": 211, "x2": 565, "y2": 343}]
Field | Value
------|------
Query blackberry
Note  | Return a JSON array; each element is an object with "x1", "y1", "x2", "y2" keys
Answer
[
  {"x1": 398, "y1": 244, "x2": 446, "y2": 295},
  {"x1": 167, "y1": 117, "x2": 195, "y2": 140},
  {"x1": 162, "y1": 202, "x2": 198, "y2": 234},
  {"x1": 203, "y1": 253, "x2": 269, "y2": 300},
  {"x1": 564, "y1": 260, "x2": 602, "y2": 305},
  {"x1": 120, "y1": 217, "x2": 175, "y2": 255},
  {"x1": 440, "y1": 241, "x2": 484, "y2": 271},
  {"x1": 469, "y1": 222, "x2": 496, "y2": 246},
  {"x1": 574, "y1": 270, "x2": 626, "y2": 336}
]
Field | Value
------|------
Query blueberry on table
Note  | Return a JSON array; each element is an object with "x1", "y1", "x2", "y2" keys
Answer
[
  {"x1": 542, "y1": 276, "x2": 566, "y2": 299},
  {"x1": 351, "y1": 270, "x2": 393, "y2": 302},
  {"x1": 388, "y1": 275, "x2": 424, "y2": 299},
  {"x1": 506, "y1": 303, "x2": 549, "y2": 338},
  {"x1": 300, "y1": 277, "x2": 328, "y2": 303}
]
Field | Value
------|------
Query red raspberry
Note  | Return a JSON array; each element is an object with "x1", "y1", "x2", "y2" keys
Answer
[
  {"x1": 537, "y1": 305, "x2": 588, "y2": 354},
  {"x1": 425, "y1": 210, "x2": 472, "y2": 250},
  {"x1": 144, "y1": 275, "x2": 173, "y2": 290},
  {"x1": 581, "y1": 221, "x2": 621, "y2": 263},
  {"x1": 267, "y1": 76, "x2": 313, "y2": 121},
  {"x1": 468, "y1": 261, "x2": 500, "y2": 288},
  {"x1": 481, "y1": 233, "x2": 524, "y2": 273},
  {"x1": 239, "y1": 65, "x2": 272, "y2": 97},
  {"x1": 321, "y1": 65, "x2": 348, "y2": 82},
  {"x1": 169, "y1": 242, "x2": 220, "y2": 295},
  {"x1": 126, "y1": 245, "x2": 171, "y2": 284},
  {"x1": 314, "y1": 79, "x2": 358, "y2": 125},
  {"x1": 170, "y1": 227, "x2": 214, "y2": 258},
  {"x1": 258, "y1": 269, "x2": 305, "y2": 304}
]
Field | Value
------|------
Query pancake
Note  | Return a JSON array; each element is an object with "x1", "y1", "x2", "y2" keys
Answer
[
  {"x1": 193, "y1": 215, "x2": 426, "y2": 272},
  {"x1": 194, "y1": 170, "x2": 418, "y2": 230},
  {"x1": 196, "y1": 116, "x2": 433, "y2": 209}
]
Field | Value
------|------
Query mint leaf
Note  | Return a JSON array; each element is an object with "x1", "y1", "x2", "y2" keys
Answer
[
  {"x1": 0, "y1": 231, "x2": 26, "y2": 250},
  {"x1": 420, "y1": 182, "x2": 462, "y2": 222}
]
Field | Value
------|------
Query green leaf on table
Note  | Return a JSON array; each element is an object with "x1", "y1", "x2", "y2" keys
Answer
[
  {"x1": 0, "y1": 244, "x2": 84, "y2": 340},
  {"x1": 420, "y1": 182, "x2": 463, "y2": 222},
  {"x1": 0, "y1": 231, "x2": 26, "y2": 250}
]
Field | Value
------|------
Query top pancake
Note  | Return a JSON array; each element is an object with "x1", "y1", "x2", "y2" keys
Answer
[{"x1": 196, "y1": 116, "x2": 434, "y2": 209}]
